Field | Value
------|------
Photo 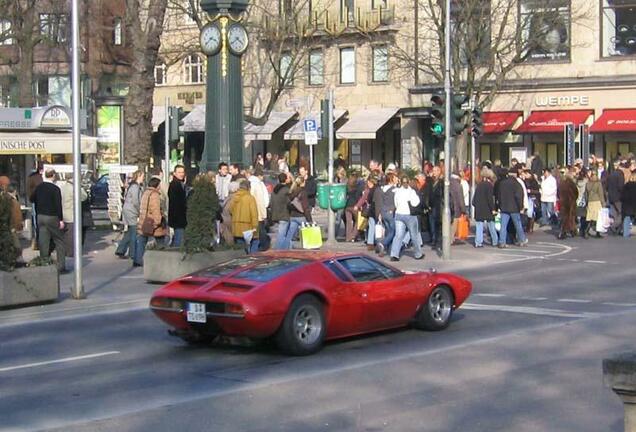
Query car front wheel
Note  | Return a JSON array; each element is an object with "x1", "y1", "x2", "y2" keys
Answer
[
  {"x1": 414, "y1": 285, "x2": 454, "y2": 331},
  {"x1": 275, "y1": 294, "x2": 325, "y2": 356}
]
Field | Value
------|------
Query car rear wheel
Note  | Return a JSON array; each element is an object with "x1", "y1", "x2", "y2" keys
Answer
[
  {"x1": 275, "y1": 294, "x2": 325, "y2": 356},
  {"x1": 414, "y1": 285, "x2": 454, "y2": 331}
]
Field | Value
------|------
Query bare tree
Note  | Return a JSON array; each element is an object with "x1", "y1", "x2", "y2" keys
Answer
[
  {"x1": 123, "y1": 0, "x2": 169, "y2": 165},
  {"x1": 392, "y1": 0, "x2": 593, "y2": 164}
]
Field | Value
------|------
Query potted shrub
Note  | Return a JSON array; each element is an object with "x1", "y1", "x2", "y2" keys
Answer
[
  {"x1": 0, "y1": 193, "x2": 59, "y2": 307},
  {"x1": 143, "y1": 174, "x2": 244, "y2": 283}
]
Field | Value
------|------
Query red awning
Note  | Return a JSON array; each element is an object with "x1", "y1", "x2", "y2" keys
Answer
[
  {"x1": 515, "y1": 110, "x2": 594, "y2": 134},
  {"x1": 590, "y1": 109, "x2": 636, "y2": 133},
  {"x1": 482, "y1": 111, "x2": 523, "y2": 134}
]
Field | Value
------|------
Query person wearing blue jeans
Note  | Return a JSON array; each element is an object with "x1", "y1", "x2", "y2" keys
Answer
[
  {"x1": 540, "y1": 201, "x2": 555, "y2": 225},
  {"x1": 390, "y1": 178, "x2": 425, "y2": 261},
  {"x1": 171, "y1": 228, "x2": 185, "y2": 247},
  {"x1": 475, "y1": 221, "x2": 498, "y2": 247},
  {"x1": 275, "y1": 220, "x2": 290, "y2": 249},
  {"x1": 115, "y1": 226, "x2": 137, "y2": 258},
  {"x1": 282, "y1": 217, "x2": 306, "y2": 249},
  {"x1": 499, "y1": 212, "x2": 526, "y2": 246},
  {"x1": 134, "y1": 235, "x2": 165, "y2": 266},
  {"x1": 497, "y1": 170, "x2": 528, "y2": 248},
  {"x1": 622, "y1": 173, "x2": 636, "y2": 238},
  {"x1": 380, "y1": 210, "x2": 395, "y2": 255},
  {"x1": 623, "y1": 216, "x2": 632, "y2": 238}
]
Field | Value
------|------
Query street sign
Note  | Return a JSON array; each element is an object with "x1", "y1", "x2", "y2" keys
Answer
[{"x1": 303, "y1": 118, "x2": 318, "y2": 145}]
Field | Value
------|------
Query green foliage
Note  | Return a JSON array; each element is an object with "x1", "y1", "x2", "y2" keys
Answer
[
  {"x1": 27, "y1": 256, "x2": 52, "y2": 267},
  {"x1": 184, "y1": 174, "x2": 220, "y2": 254},
  {"x1": 0, "y1": 193, "x2": 19, "y2": 271}
]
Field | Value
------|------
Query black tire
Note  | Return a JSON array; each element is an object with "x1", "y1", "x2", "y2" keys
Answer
[
  {"x1": 413, "y1": 285, "x2": 454, "y2": 331},
  {"x1": 275, "y1": 294, "x2": 326, "y2": 356}
]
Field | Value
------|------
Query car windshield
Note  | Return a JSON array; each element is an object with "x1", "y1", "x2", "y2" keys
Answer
[
  {"x1": 233, "y1": 258, "x2": 308, "y2": 282},
  {"x1": 193, "y1": 257, "x2": 261, "y2": 278}
]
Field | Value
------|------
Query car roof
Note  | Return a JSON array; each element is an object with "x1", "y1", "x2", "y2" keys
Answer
[{"x1": 257, "y1": 250, "x2": 359, "y2": 262}]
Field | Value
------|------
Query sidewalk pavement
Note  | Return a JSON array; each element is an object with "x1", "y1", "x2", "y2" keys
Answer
[{"x1": 1, "y1": 213, "x2": 559, "y2": 327}]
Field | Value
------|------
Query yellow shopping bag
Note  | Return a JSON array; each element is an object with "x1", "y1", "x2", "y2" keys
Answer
[
  {"x1": 300, "y1": 224, "x2": 323, "y2": 249},
  {"x1": 356, "y1": 211, "x2": 368, "y2": 231}
]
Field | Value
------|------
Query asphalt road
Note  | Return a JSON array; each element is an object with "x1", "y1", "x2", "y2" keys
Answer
[{"x1": 1, "y1": 232, "x2": 635, "y2": 432}]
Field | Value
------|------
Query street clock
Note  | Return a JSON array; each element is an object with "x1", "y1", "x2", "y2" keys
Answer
[
  {"x1": 227, "y1": 23, "x2": 249, "y2": 55},
  {"x1": 200, "y1": 22, "x2": 222, "y2": 56}
]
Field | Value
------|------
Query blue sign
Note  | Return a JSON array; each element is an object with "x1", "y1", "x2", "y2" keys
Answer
[{"x1": 303, "y1": 119, "x2": 317, "y2": 132}]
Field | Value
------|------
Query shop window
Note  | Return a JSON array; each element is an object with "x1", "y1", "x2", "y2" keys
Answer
[
  {"x1": 0, "y1": 19, "x2": 14, "y2": 46},
  {"x1": 183, "y1": 54, "x2": 204, "y2": 84},
  {"x1": 520, "y1": 0, "x2": 570, "y2": 62},
  {"x1": 113, "y1": 17, "x2": 123, "y2": 46},
  {"x1": 340, "y1": 47, "x2": 355, "y2": 84},
  {"x1": 602, "y1": 0, "x2": 636, "y2": 57},
  {"x1": 40, "y1": 13, "x2": 67, "y2": 44},
  {"x1": 279, "y1": 52, "x2": 294, "y2": 87},
  {"x1": 308, "y1": 49, "x2": 324, "y2": 86},
  {"x1": 372, "y1": 0, "x2": 388, "y2": 8},
  {"x1": 372, "y1": 46, "x2": 389, "y2": 82},
  {"x1": 155, "y1": 62, "x2": 168, "y2": 86}
]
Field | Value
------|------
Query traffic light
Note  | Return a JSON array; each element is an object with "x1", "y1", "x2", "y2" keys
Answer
[
  {"x1": 451, "y1": 93, "x2": 469, "y2": 136},
  {"x1": 471, "y1": 107, "x2": 483, "y2": 138},
  {"x1": 169, "y1": 106, "x2": 184, "y2": 142},
  {"x1": 430, "y1": 91, "x2": 445, "y2": 138}
]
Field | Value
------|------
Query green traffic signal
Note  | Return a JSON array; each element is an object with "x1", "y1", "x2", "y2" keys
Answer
[
  {"x1": 431, "y1": 122, "x2": 444, "y2": 136},
  {"x1": 430, "y1": 91, "x2": 446, "y2": 138},
  {"x1": 451, "y1": 93, "x2": 470, "y2": 136}
]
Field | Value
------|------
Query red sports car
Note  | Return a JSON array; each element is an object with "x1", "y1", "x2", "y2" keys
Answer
[{"x1": 149, "y1": 251, "x2": 472, "y2": 355}]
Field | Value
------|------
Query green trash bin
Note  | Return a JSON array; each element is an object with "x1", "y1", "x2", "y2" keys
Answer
[
  {"x1": 317, "y1": 183, "x2": 331, "y2": 210},
  {"x1": 330, "y1": 183, "x2": 347, "y2": 210}
]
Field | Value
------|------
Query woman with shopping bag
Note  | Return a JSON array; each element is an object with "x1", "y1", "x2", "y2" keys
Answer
[
  {"x1": 281, "y1": 176, "x2": 312, "y2": 249},
  {"x1": 585, "y1": 170, "x2": 606, "y2": 238}
]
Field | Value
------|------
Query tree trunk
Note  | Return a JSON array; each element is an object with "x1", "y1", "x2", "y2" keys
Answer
[{"x1": 123, "y1": 0, "x2": 168, "y2": 167}]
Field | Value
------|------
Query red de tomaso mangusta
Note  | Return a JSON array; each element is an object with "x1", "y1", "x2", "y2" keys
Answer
[{"x1": 149, "y1": 251, "x2": 472, "y2": 355}]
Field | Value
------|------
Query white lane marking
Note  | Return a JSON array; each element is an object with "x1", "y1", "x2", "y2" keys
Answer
[
  {"x1": 0, "y1": 351, "x2": 120, "y2": 373},
  {"x1": 557, "y1": 298, "x2": 592, "y2": 304},
  {"x1": 120, "y1": 275, "x2": 144, "y2": 279},
  {"x1": 461, "y1": 303, "x2": 601, "y2": 319},
  {"x1": 584, "y1": 260, "x2": 607, "y2": 264},
  {"x1": 474, "y1": 293, "x2": 507, "y2": 298},
  {"x1": 519, "y1": 297, "x2": 548, "y2": 301},
  {"x1": 499, "y1": 249, "x2": 554, "y2": 254},
  {"x1": 602, "y1": 302, "x2": 636, "y2": 308},
  {"x1": 556, "y1": 258, "x2": 580, "y2": 262},
  {"x1": 537, "y1": 242, "x2": 573, "y2": 257}
]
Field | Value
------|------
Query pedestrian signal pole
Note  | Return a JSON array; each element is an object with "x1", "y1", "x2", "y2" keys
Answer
[
  {"x1": 164, "y1": 96, "x2": 170, "y2": 187},
  {"x1": 442, "y1": 0, "x2": 452, "y2": 260},
  {"x1": 326, "y1": 89, "x2": 336, "y2": 245}
]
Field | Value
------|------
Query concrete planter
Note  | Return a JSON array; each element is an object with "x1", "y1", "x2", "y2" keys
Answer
[
  {"x1": 143, "y1": 249, "x2": 245, "y2": 283},
  {"x1": 0, "y1": 265, "x2": 60, "y2": 308}
]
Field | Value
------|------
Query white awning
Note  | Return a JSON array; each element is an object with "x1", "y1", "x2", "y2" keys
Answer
[
  {"x1": 336, "y1": 107, "x2": 400, "y2": 140},
  {"x1": 152, "y1": 106, "x2": 165, "y2": 132},
  {"x1": 284, "y1": 110, "x2": 348, "y2": 140},
  {"x1": 244, "y1": 111, "x2": 298, "y2": 141},
  {"x1": 182, "y1": 104, "x2": 205, "y2": 132},
  {"x1": 0, "y1": 131, "x2": 98, "y2": 155}
]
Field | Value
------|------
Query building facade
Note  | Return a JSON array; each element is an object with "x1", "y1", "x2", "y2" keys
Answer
[
  {"x1": 154, "y1": 0, "x2": 636, "y2": 175},
  {"x1": 0, "y1": 0, "x2": 130, "y2": 195}
]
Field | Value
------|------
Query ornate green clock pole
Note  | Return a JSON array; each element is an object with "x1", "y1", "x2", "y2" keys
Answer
[{"x1": 199, "y1": 0, "x2": 249, "y2": 171}]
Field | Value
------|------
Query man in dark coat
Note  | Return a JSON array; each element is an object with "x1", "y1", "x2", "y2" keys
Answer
[
  {"x1": 530, "y1": 153, "x2": 544, "y2": 178},
  {"x1": 557, "y1": 172, "x2": 579, "y2": 239},
  {"x1": 606, "y1": 161, "x2": 625, "y2": 235},
  {"x1": 497, "y1": 168, "x2": 527, "y2": 248},
  {"x1": 271, "y1": 173, "x2": 291, "y2": 249},
  {"x1": 472, "y1": 169, "x2": 498, "y2": 247},
  {"x1": 449, "y1": 174, "x2": 466, "y2": 244},
  {"x1": 425, "y1": 166, "x2": 444, "y2": 247},
  {"x1": 168, "y1": 165, "x2": 187, "y2": 246},
  {"x1": 299, "y1": 166, "x2": 317, "y2": 210},
  {"x1": 31, "y1": 169, "x2": 67, "y2": 272}
]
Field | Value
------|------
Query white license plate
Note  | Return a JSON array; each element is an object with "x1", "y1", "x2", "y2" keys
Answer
[{"x1": 186, "y1": 302, "x2": 206, "y2": 323}]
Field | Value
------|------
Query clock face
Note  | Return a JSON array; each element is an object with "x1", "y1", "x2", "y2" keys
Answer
[
  {"x1": 200, "y1": 23, "x2": 221, "y2": 56},
  {"x1": 228, "y1": 24, "x2": 248, "y2": 55}
]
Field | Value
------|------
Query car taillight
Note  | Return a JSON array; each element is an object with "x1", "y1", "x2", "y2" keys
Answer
[
  {"x1": 150, "y1": 297, "x2": 184, "y2": 312},
  {"x1": 224, "y1": 303, "x2": 244, "y2": 316}
]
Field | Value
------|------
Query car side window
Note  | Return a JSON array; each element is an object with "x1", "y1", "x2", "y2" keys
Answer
[
  {"x1": 323, "y1": 260, "x2": 352, "y2": 282},
  {"x1": 337, "y1": 257, "x2": 386, "y2": 282},
  {"x1": 364, "y1": 258, "x2": 403, "y2": 279}
]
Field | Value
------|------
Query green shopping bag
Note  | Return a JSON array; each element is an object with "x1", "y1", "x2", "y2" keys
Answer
[{"x1": 300, "y1": 224, "x2": 323, "y2": 249}]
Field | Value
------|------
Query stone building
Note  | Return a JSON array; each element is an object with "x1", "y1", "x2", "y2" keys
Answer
[{"x1": 154, "y1": 0, "x2": 636, "y2": 174}]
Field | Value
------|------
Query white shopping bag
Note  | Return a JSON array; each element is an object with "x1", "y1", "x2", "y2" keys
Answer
[
  {"x1": 596, "y1": 208, "x2": 610, "y2": 233},
  {"x1": 375, "y1": 223, "x2": 385, "y2": 240}
]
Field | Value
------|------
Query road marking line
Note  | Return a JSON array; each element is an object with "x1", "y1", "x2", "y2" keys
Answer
[
  {"x1": 519, "y1": 297, "x2": 548, "y2": 301},
  {"x1": 499, "y1": 249, "x2": 554, "y2": 254},
  {"x1": 584, "y1": 260, "x2": 607, "y2": 264},
  {"x1": 602, "y1": 302, "x2": 636, "y2": 307},
  {"x1": 538, "y1": 242, "x2": 573, "y2": 257},
  {"x1": 474, "y1": 293, "x2": 507, "y2": 298},
  {"x1": 120, "y1": 275, "x2": 145, "y2": 279},
  {"x1": 461, "y1": 303, "x2": 601, "y2": 318},
  {"x1": 0, "y1": 351, "x2": 120, "y2": 373},
  {"x1": 557, "y1": 299, "x2": 592, "y2": 304}
]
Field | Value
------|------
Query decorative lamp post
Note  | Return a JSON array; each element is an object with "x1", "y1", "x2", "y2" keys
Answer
[{"x1": 199, "y1": 0, "x2": 249, "y2": 171}]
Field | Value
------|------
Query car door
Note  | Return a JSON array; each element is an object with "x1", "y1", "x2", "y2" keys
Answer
[
  {"x1": 321, "y1": 259, "x2": 366, "y2": 338},
  {"x1": 337, "y1": 257, "x2": 414, "y2": 331}
]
